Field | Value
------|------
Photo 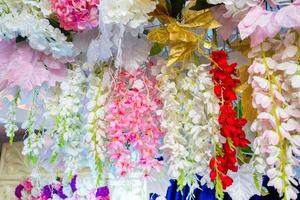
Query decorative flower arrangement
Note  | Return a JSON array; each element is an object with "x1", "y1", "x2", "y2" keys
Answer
[
  {"x1": 51, "y1": 0, "x2": 100, "y2": 32},
  {"x1": 85, "y1": 63, "x2": 111, "y2": 184},
  {"x1": 209, "y1": 50, "x2": 249, "y2": 199},
  {"x1": 15, "y1": 176, "x2": 110, "y2": 200},
  {"x1": 1, "y1": 0, "x2": 300, "y2": 199},
  {"x1": 249, "y1": 30, "x2": 300, "y2": 200},
  {"x1": 47, "y1": 67, "x2": 87, "y2": 175},
  {"x1": 106, "y1": 67, "x2": 164, "y2": 176},
  {"x1": 159, "y1": 61, "x2": 220, "y2": 191}
]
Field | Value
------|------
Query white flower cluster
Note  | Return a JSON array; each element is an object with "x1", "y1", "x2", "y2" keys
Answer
[
  {"x1": 99, "y1": 0, "x2": 156, "y2": 29},
  {"x1": 52, "y1": 67, "x2": 87, "y2": 175},
  {"x1": 85, "y1": 64, "x2": 111, "y2": 184},
  {"x1": 249, "y1": 31, "x2": 300, "y2": 199},
  {"x1": 4, "y1": 89, "x2": 20, "y2": 144},
  {"x1": 22, "y1": 89, "x2": 44, "y2": 162},
  {"x1": 0, "y1": 10, "x2": 75, "y2": 58},
  {"x1": 159, "y1": 62, "x2": 219, "y2": 189}
]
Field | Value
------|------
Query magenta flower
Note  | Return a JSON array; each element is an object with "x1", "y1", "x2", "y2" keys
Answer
[
  {"x1": 23, "y1": 178, "x2": 33, "y2": 192},
  {"x1": 51, "y1": 0, "x2": 100, "y2": 32}
]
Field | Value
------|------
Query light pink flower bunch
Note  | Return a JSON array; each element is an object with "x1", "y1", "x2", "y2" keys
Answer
[
  {"x1": 249, "y1": 31, "x2": 300, "y2": 199},
  {"x1": 238, "y1": 0, "x2": 300, "y2": 47},
  {"x1": 51, "y1": 0, "x2": 99, "y2": 32},
  {"x1": 0, "y1": 39, "x2": 67, "y2": 92},
  {"x1": 106, "y1": 68, "x2": 164, "y2": 176}
]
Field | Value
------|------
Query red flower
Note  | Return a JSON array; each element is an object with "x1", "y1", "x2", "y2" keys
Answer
[{"x1": 209, "y1": 50, "x2": 249, "y2": 190}]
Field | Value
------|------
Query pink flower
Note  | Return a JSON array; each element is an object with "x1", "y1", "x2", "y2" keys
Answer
[
  {"x1": 51, "y1": 0, "x2": 100, "y2": 32},
  {"x1": 238, "y1": 6, "x2": 280, "y2": 47},
  {"x1": 0, "y1": 39, "x2": 67, "y2": 92},
  {"x1": 23, "y1": 178, "x2": 33, "y2": 192},
  {"x1": 106, "y1": 68, "x2": 164, "y2": 176}
]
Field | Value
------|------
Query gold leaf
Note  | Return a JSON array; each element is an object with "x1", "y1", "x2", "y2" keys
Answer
[
  {"x1": 166, "y1": 23, "x2": 199, "y2": 66},
  {"x1": 167, "y1": 23, "x2": 198, "y2": 43},
  {"x1": 167, "y1": 41, "x2": 197, "y2": 67},
  {"x1": 149, "y1": 1, "x2": 175, "y2": 24},
  {"x1": 242, "y1": 86, "x2": 257, "y2": 122},
  {"x1": 237, "y1": 65, "x2": 257, "y2": 122},
  {"x1": 148, "y1": 27, "x2": 169, "y2": 44},
  {"x1": 230, "y1": 39, "x2": 251, "y2": 56},
  {"x1": 181, "y1": 8, "x2": 221, "y2": 29}
]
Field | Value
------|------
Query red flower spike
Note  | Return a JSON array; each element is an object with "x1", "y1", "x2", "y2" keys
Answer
[{"x1": 208, "y1": 50, "x2": 249, "y2": 190}]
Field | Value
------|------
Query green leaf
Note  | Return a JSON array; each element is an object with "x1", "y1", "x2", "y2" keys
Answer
[
  {"x1": 193, "y1": 53, "x2": 201, "y2": 66},
  {"x1": 191, "y1": 0, "x2": 216, "y2": 11},
  {"x1": 150, "y1": 43, "x2": 163, "y2": 56}
]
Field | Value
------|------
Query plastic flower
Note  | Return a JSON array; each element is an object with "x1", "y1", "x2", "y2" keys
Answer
[
  {"x1": 51, "y1": 0, "x2": 100, "y2": 32},
  {"x1": 249, "y1": 31, "x2": 300, "y2": 200},
  {"x1": 99, "y1": 0, "x2": 156, "y2": 28},
  {"x1": 106, "y1": 67, "x2": 164, "y2": 176},
  {"x1": 209, "y1": 50, "x2": 249, "y2": 193}
]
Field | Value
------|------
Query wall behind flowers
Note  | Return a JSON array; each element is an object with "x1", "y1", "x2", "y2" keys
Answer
[{"x1": 0, "y1": 0, "x2": 300, "y2": 200}]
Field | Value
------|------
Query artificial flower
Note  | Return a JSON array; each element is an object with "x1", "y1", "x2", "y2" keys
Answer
[
  {"x1": 106, "y1": 66, "x2": 164, "y2": 176},
  {"x1": 51, "y1": 0, "x2": 99, "y2": 32}
]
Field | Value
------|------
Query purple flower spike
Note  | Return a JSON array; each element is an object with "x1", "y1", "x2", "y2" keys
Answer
[
  {"x1": 96, "y1": 186, "x2": 109, "y2": 197},
  {"x1": 42, "y1": 185, "x2": 53, "y2": 198},
  {"x1": 15, "y1": 184, "x2": 24, "y2": 198},
  {"x1": 70, "y1": 175, "x2": 77, "y2": 192}
]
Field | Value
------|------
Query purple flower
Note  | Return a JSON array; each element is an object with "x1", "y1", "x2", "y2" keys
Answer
[
  {"x1": 55, "y1": 188, "x2": 67, "y2": 199},
  {"x1": 70, "y1": 175, "x2": 77, "y2": 192},
  {"x1": 96, "y1": 186, "x2": 109, "y2": 197},
  {"x1": 15, "y1": 184, "x2": 24, "y2": 199},
  {"x1": 42, "y1": 185, "x2": 53, "y2": 199}
]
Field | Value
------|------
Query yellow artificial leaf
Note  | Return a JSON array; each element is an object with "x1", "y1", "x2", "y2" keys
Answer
[
  {"x1": 230, "y1": 39, "x2": 251, "y2": 56},
  {"x1": 148, "y1": 27, "x2": 169, "y2": 44},
  {"x1": 166, "y1": 23, "x2": 199, "y2": 66},
  {"x1": 167, "y1": 23, "x2": 198, "y2": 43},
  {"x1": 237, "y1": 66, "x2": 257, "y2": 122},
  {"x1": 149, "y1": 1, "x2": 175, "y2": 24},
  {"x1": 242, "y1": 86, "x2": 257, "y2": 122},
  {"x1": 167, "y1": 41, "x2": 198, "y2": 66},
  {"x1": 181, "y1": 8, "x2": 220, "y2": 29}
]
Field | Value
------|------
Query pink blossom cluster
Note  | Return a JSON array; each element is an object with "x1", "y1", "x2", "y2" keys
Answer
[
  {"x1": 249, "y1": 31, "x2": 300, "y2": 199},
  {"x1": 238, "y1": 0, "x2": 300, "y2": 47},
  {"x1": 51, "y1": 0, "x2": 99, "y2": 32},
  {"x1": 106, "y1": 68, "x2": 164, "y2": 176},
  {"x1": 0, "y1": 39, "x2": 67, "y2": 92}
]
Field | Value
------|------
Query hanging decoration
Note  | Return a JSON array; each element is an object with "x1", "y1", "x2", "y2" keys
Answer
[{"x1": 0, "y1": 0, "x2": 299, "y2": 199}]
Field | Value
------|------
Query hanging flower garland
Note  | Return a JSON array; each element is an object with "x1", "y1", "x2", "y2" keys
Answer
[
  {"x1": 85, "y1": 63, "x2": 111, "y2": 185},
  {"x1": 106, "y1": 66, "x2": 164, "y2": 176},
  {"x1": 209, "y1": 50, "x2": 250, "y2": 199},
  {"x1": 51, "y1": 0, "x2": 100, "y2": 32},
  {"x1": 249, "y1": 30, "x2": 300, "y2": 200},
  {"x1": 159, "y1": 61, "x2": 220, "y2": 191},
  {"x1": 49, "y1": 67, "x2": 87, "y2": 175}
]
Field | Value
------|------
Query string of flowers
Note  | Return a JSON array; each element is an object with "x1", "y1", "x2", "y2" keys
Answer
[
  {"x1": 51, "y1": 67, "x2": 87, "y2": 175},
  {"x1": 51, "y1": 0, "x2": 99, "y2": 32},
  {"x1": 22, "y1": 88, "x2": 45, "y2": 164},
  {"x1": 249, "y1": 30, "x2": 300, "y2": 200},
  {"x1": 86, "y1": 63, "x2": 111, "y2": 185},
  {"x1": 209, "y1": 50, "x2": 250, "y2": 200},
  {"x1": 4, "y1": 88, "x2": 20, "y2": 144},
  {"x1": 159, "y1": 61, "x2": 220, "y2": 192},
  {"x1": 106, "y1": 66, "x2": 164, "y2": 176}
]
